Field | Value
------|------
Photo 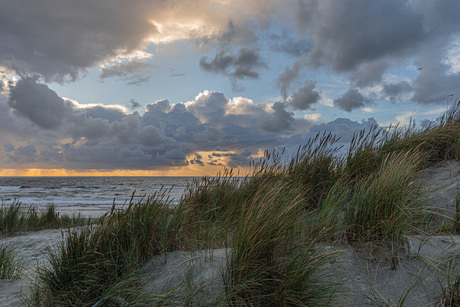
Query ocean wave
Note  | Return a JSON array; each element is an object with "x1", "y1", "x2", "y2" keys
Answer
[{"x1": 0, "y1": 186, "x2": 22, "y2": 190}]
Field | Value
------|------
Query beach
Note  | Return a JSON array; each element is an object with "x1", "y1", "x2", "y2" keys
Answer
[{"x1": 2, "y1": 160, "x2": 460, "y2": 306}]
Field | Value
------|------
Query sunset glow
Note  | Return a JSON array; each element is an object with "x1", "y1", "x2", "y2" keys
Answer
[{"x1": 0, "y1": 1, "x2": 459, "y2": 176}]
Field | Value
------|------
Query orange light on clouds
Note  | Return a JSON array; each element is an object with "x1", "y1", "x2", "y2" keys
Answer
[{"x1": 0, "y1": 150, "x2": 253, "y2": 177}]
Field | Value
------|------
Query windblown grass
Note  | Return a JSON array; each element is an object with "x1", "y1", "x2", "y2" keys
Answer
[
  {"x1": 30, "y1": 194, "x2": 173, "y2": 306},
  {"x1": 0, "y1": 242, "x2": 23, "y2": 280},
  {"x1": 225, "y1": 179, "x2": 337, "y2": 306}
]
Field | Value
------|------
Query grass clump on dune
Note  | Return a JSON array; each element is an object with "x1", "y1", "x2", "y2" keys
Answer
[
  {"x1": 0, "y1": 202, "x2": 90, "y2": 236},
  {"x1": 29, "y1": 194, "x2": 173, "y2": 306},
  {"x1": 225, "y1": 179, "x2": 336, "y2": 306},
  {"x1": 0, "y1": 243, "x2": 23, "y2": 280}
]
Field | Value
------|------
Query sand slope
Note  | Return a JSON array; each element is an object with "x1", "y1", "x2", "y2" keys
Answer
[{"x1": 0, "y1": 228, "x2": 71, "y2": 306}]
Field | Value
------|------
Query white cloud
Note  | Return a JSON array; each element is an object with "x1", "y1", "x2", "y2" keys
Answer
[
  {"x1": 362, "y1": 107, "x2": 376, "y2": 113},
  {"x1": 444, "y1": 38, "x2": 460, "y2": 74},
  {"x1": 304, "y1": 113, "x2": 321, "y2": 122}
]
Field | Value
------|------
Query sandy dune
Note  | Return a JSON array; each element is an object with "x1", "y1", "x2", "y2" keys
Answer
[{"x1": 2, "y1": 160, "x2": 460, "y2": 306}]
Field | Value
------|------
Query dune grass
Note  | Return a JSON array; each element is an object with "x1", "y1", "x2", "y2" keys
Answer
[
  {"x1": 24, "y1": 101, "x2": 460, "y2": 306},
  {"x1": 29, "y1": 194, "x2": 173, "y2": 306},
  {"x1": 224, "y1": 179, "x2": 337, "y2": 306},
  {"x1": 0, "y1": 202, "x2": 90, "y2": 236},
  {"x1": 0, "y1": 242, "x2": 23, "y2": 280}
]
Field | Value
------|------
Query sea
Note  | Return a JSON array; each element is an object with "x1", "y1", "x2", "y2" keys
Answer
[{"x1": 0, "y1": 177, "x2": 197, "y2": 218}]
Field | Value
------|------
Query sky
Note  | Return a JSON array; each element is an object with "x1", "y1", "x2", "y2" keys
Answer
[{"x1": 1, "y1": 0, "x2": 460, "y2": 176}]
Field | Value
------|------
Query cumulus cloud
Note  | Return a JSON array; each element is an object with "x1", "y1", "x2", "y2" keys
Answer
[
  {"x1": 1, "y1": 80, "x2": 311, "y2": 169},
  {"x1": 8, "y1": 77, "x2": 73, "y2": 129},
  {"x1": 334, "y1": 89, "x2": 373, "y2": 112},
  {"x1": 1, "y1": 78, "x2": 388, "y2": 172},
  {"x1": 259, "y1": 102, "x2": 294, "y2": 132},
  {"x1": 288, "y1": 80, "x2": 321, "y2": 110}
]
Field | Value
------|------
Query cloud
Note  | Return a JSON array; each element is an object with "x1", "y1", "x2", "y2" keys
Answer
[
  {"x1": 381, "y1": 81, "x2": 413, "y2": 102},
  {"x1": 100, "y1": 61, "x2": 151, "y2": 79},
  {"x1": 276, "y1": 60, "x2": 303, "y2": 100},
  {"x1": 125, "y1": 75, "x2": 151, "y2": 86},
  {"x1": 0, "y1": 0, "x2": 284, "y2": 82},
  {"x1": 334, "y1": 89, "x2": 373, "y2": 112},
  {"x1": 411, "y1": 44, "x2": 460, "y2": 103},
  {"x1": 1, "y1": 79, "x2": 313, "y2": 169},
  {"x1": 8, "y1": 77, "x2": 73, "y2": 129},
  {"x1": 349, "y1": 60, "x2": 390, "y2": 88},
  {"x1": 1, "y1": 79, "x2": 390, "y2": 172},
  {"x1": 270, "y1": 32, "x2": 312, "y2": 57},
  {"x1": 199, "y1": 48, "x2": 267, "y2": 80},
  {"x1": 195, "y1": 19, "x2": 258, "y2": 49},
  {"x1": 259, "y1": 102, "x2": 294, "y2": 132},
  {"x1": 129, "y1": 99, "x2": 141, "y2": 110},
  {"x1": 5, "y1": 144, "x2": 38, "y2": 163},
  {"x1": 288, "y1": 80, "x2": 321, "y2": 110},
  {"x1": 295, "y1": 0, "x2": 426, "y2": 72},
  {"x1": 291, "y1": 0, "x2": 460, "y2": 105},
  {"x1": 209, "y1": 148, "x2": 253, "y2": 168},
  {"x1": 0, "y1": 0, "x2": 160, "y2": 81}
]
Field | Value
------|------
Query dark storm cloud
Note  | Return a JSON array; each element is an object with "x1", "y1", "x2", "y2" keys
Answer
[
  {"x1": 381, "y1": 81, "x2": 413, "y2": 102},
  {"x1": 8, "y1": 77, "x2": 73, "y2": 129},
  {"x1": 292, "y1": 0, "x2": 460, "y2": 104},
  {"x1": 100, "y1": 61, "x2": 152, "y2": 79},
  {"x1": 1, "y1": 79, "x2": 389, "y2": 171},
  {"x1": 259, "y1": 102, "x2": 294, "y2": 132},
  {"x1": 199, "y1": 48, "x2": 267, "y2": 79},
  {"x1": 1, "y1": 79, "x2": 313, "y2": 169},
  {"x1": 0, "y1": 0, "x2": 159, "y2": 81},
  {"x1": 334, "y1": 89, "x2": 373, "y2": 112},
  {"x1": 5, "y1": 144, "x2": 38, "y2": 163},
  {"x1": 288, "y1": 80, "x2": 321, "y2": 111},
  {"x1": 295, "y1": 0, "x2": 426, "y2": 72},
  {"x1": 350, "y1": 60, "x2": 390, "y2": 88},
  {"x1": 411, "y1": 43, "x2": 460, "y2": 104}
]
